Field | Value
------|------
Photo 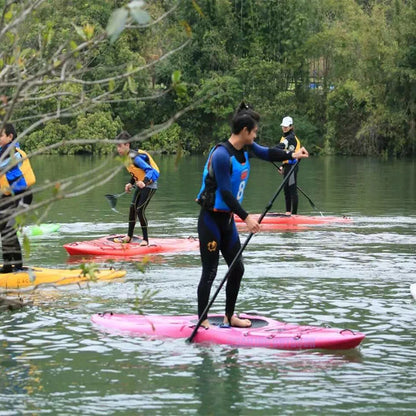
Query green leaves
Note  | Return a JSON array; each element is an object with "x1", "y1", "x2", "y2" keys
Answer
[
  {"x1": 76, "y1": 262, "x2": 100, "y2": 281},
  {"x1": 128, "y1": 1, "x2": 150, "y2": 25},
  {"x1": 171, "y1": 70, "x2": 187, "y2": 97},
  {"x1": 72, "y1": 23, "x2": 95, "y2": 41},
  {"x1": 106, "y1": 1, "x2": 151, "y2": 44},
  {"x1": 106, "y1": 8, "x2": 129, "y2": 44}
]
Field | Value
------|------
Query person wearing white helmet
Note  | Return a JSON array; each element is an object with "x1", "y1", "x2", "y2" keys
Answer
[{"x1": 276, "y1": 116, "x2": 301, "y2": 215}]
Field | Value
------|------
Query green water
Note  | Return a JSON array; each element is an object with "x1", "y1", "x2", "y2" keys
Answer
[{"x1": 1, "y1": 155, "x2": 415, "y2": 415}]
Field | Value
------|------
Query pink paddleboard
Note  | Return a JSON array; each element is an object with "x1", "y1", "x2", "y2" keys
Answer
[
  {"x1": 64, "y1": 235, "x2": 199, "y2": 257},
  {"x1": 91, "y1": 313, "x2": 365, "y2": 350},
  {"x1": 234, "y1": 213, "x2": 352, "y2": 226}
]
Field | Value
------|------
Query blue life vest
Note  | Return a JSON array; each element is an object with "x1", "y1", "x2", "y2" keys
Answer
[{"x1": 197, "y1": 143, "x2": 250, "y2": 212}]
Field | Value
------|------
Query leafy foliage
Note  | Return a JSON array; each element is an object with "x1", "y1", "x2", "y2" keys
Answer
[{"x1": 2, "y1": 0, "x2": 416, "y2": 157}]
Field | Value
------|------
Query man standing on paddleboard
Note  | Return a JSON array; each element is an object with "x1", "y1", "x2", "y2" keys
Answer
[
  {"x1": 114, "y1": 131, "x2": 160, "y2": 246},
  {"x1": 196, "y1": 103, "x2": 309, "y2": 328}
]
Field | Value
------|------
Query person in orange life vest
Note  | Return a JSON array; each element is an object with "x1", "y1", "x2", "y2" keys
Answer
[
  {"x1": 0, "y1": 123, "x2": 36, "y2": 272},
  {"x1": 196, "y1": 104, "x2": 309, "y2": 329},
  {"x1": 114, "y1": 131, "x2": 160, "y2": 246},
  {"x1": 276, "y1": 116, "x2": 301, "y2": 215}
]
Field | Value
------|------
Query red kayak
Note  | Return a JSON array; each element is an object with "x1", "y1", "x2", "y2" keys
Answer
[
  {"x1": 234, "y1": 213, "x2": 352, "y2": 226},
  {"x1": 64, "y1": 235, "x2": 199, "y2": 257},
  {"x1": 91, "y1": 312, "x2": 365, "y2": 350}
]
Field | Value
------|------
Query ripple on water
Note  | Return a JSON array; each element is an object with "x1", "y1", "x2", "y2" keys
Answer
[{"x1": 1, "y1": 213, "x2": 416, "y2": 414}]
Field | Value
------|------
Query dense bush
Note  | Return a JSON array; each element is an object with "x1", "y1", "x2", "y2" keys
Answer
[{"x1": 4, "y1": 0, "x2": 416, "y2": 157}]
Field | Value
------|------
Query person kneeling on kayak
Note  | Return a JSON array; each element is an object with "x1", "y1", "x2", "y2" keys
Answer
[{"x1": 114, "y1": 131, "x2": 160, "y2": 246}]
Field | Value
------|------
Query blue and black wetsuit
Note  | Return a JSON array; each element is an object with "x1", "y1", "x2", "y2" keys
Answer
[
  {"x1": 196, "y1": 141, "x2": 295, "y2": 322},
  {"x1": 126, "y1": 151, "x2": 159, "y2": 243},
  {"x1": 0, "y1": 143, "x2": 29, "y2": 272}
]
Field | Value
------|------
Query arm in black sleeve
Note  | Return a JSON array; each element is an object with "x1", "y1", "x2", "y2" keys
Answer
[
  {"x1": 268, "y1": 146, "x2": 294, "y2": 162},
  {"x1": 250, "y1": 142, "x2": 293, "y2": 162}
]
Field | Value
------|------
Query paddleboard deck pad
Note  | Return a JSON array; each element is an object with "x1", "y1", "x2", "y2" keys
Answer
[
  {"x1": 91, "y1": 313, "x2": 365, "y2": 350},
  {"x1": 0, "y1": 266, "x2": 126, "y2": 289},
  {"x1": 234, "y1": 213, "x2": 352, "y2": 226},
  {"x1": 64, "y1": 235, "x2": 199, "y2": 257}
]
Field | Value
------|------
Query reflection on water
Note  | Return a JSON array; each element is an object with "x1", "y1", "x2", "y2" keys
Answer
[
  {"x1": 194, "y1": 349, "x2": 244, "y2": 416},
  {"x1": 1, "y1": 155, "x2": 416, "y2": 414}
]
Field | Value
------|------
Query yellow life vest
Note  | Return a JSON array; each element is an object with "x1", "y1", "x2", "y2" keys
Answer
[
  {"x1": 127, "y1": 149, "x2": 159, "y2": 182},
  {"x1": 18, "y1": 148, "x2": 36, "y2": 187},
  {"x1": 0, "y1": 148, "x2": 36, "y2": 195}
]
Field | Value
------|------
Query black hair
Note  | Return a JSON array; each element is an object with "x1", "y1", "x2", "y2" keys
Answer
[
  {"x1": 231, "y1": 101, "x2": 260, "y2": 134},
  {"x1": 115, "y1": 130, "x2": 131, "y2": 143},
  {"x1": 2, "y1": 123, "x2": 17, "y2": 140}
]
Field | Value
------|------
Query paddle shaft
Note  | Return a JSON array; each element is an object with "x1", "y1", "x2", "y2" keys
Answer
[
  {"x1": 272, "y1": 161, "x2": 321, "y2": 213},
  {"x1": 112, "y1": 185, "x2": 137, "y2": 198},
  {"x1": 186, "y1": 161, "x2": 299, "y2": 343},
  {"x1": 113, "y1": 184, "x2": 137, "y2": 199},
  {"x1": 296, "y1": 185, "x2": 319, "y2": 211},
  {"x1": 105, "y1": 185, "x2": 137, "y2": 209},
  {"x1": 114, "y1": 190, "x2": 128, "y2": 199}
]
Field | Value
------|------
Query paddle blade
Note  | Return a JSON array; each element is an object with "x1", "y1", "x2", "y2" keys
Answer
[{"x1": 105, "y1": 194, "x2": 118, "y2": 210}]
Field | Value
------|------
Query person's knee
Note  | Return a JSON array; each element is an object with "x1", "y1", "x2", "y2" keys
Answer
[{"x1": 233, "y1": 260, "x2": 244, "y2": 278}]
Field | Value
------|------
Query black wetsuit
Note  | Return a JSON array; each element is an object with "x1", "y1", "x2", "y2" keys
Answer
[
  {"x1": 127, "y1": 186, "x2": 157, "y2": 242},
  {"x1": 277, "y1": 130, "x2": 300, "y2": 214},
  {"x1": 0, "y1": 144, "x2": 27, "y2": 272},
  {"x1": 125, "y1": 151, "x2": 159, "y2": 243},
  {"x1": 0, "y1": 197, "x2": 22, "y2": 272}
]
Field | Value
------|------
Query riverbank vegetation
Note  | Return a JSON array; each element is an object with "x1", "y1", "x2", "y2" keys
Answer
[{"x1": 1, "y1": 0, "x2": 415, "y2": 157}]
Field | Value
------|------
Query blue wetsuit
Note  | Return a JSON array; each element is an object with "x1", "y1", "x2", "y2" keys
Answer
[{"x1": 196, "y1": 141, "x2": 294, "y2": 322}]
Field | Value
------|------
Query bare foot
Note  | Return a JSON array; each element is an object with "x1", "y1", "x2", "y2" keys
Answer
[
  {"x1": 200, "y1": 319, "x2": 210, "y2": 329},
  {"x1": 139, "y1": 240, "x2": 149, "y2": 246},
  {"x1": 224, "y1": 315, "x2": 252, "y2": 328},
  {"x1": 285, "y1": 211, "x2": 292, "y2": 216},
  {"x1": 114, "y1": 235, "x2": 131, "y2": 243}
]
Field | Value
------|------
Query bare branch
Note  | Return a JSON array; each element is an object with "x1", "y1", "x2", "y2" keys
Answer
[
  {"x1": 0, "y1": 0, "x2": 46, "y2": 41},
  {"x1": 17, "y1": 38, "x2": 191, "y2": 89}
]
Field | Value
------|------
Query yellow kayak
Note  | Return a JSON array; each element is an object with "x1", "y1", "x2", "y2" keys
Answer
[{"x1": 0, "y1": 266, "x2": 126, "y2": 289}]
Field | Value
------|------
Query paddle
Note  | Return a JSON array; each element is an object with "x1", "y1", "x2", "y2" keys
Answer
[
  {"x1": 186, "y1": 161, "x2": 299, "y2": 344},
  {"x1": 296, "y1": 185, "x2": 322, "y2": 214},
  {"x1": 271, "y1": 162, "x2": 322, "y2": 215},
  {"x1": 105, "y1": 186, "x2": 136, "y2": 213}
]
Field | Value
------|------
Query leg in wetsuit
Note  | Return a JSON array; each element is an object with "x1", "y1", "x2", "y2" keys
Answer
[
  {"x1": 197, "y1": 208, "x2": 244, "y2": 323},
  {"x1": 127, "y1": 186, "x2": 157, "y2": 243},
  {"x1": 283, "y1": 164, "x2": 299, "y2": 214},
  {"x1": 0, "y1": 197, "x2": 23, "y2": 272}
]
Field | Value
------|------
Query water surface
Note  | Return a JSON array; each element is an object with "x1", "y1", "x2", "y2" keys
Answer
[{"x1": 1, "y1": 155, "x2": 415, "y2": 415}]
